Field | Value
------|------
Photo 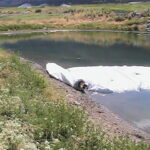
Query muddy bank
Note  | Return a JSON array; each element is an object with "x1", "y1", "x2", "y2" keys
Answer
[{"x1": 21, "y1": 57, "x2": 150, "y2": 143}]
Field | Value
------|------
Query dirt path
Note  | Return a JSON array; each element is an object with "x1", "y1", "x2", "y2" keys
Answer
[{"x1": 23, "y1": 58, "x2": 150, "y2": 143}]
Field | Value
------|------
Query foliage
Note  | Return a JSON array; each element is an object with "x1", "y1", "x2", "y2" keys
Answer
[{"x1": 114, "y1": 16, "x2": 125, "y2": 22}]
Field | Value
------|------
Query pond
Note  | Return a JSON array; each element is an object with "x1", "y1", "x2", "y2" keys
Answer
[{"x1": 1, "y1": 31, "x2": 150, "y2": 133}]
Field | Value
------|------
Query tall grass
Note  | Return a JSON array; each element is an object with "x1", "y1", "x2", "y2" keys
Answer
[{"x1": 0, "y1": 24, "x2": 55, "y2": 31}]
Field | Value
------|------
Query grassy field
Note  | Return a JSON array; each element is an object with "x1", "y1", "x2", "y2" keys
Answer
[
  {"x1": 76, "y1": 2, "x2": 150, "y2": 11},
  {"x1": 1, "y1": 49, "x2": 150, "y2": 149},
  {"x1": 0, "y1": 2, "x2": 150, "y2": 31}
]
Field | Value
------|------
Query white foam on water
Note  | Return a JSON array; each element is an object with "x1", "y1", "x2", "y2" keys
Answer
[{"x1": 46, "y1": 63, "x2": 150, "y2": 93}]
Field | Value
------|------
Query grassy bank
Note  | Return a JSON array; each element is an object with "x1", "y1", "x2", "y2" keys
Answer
[
  {"x1": 0, "y1": 2, "x2": 150, "y2": 32},
  {"x1": 0, "y1": 49, "x2": 150, "y2": 149}
]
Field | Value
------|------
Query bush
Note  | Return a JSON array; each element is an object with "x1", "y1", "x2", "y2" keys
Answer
[
  {"x1": 35, "y1": 9, "x2": 42, "y2": 13},
  {"x1": 133, "y1": 25, "x2": 139, "y2": 31},
  {"x1": 115, "y1": 16, "x2": 125, "y2": 22}
]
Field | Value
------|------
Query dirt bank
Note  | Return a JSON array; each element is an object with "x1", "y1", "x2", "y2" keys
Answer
[{"x1": 22, "y1": 58, "x2": 150, "y2": 143}]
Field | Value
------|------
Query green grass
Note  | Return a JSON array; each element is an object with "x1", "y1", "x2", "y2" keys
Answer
[
  {"x1": 1, "y1": 2, "x2": 150, "y2": 12},
  {"x1": 0, "y1": 50, "x2": 150, "y2": 149},
  {"x1": 0, "y1": 54, "x2": 87, "y2": 149},
  {"x1": 0, "y1": 24, "x2": 56, "y2": 31},
  {"x1": 0, "y1": 22, "x2": 144, "y2": 32},
  {"x1": 125, "y1": 18, "x2": 148, "y2": 26},
  {"x1": 0, "y1": 14, "x2": 60, "y2": 21},
  {"x1": 70, "y1": 22, "x2": 140, "y2": 31},
  {"x1": 74, "y1": 2, "x2": 150, "y2": 12}
]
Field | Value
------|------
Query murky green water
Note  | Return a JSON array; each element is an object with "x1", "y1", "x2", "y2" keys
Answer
[{"x1": 1, "y1": 31, "x2": 150, "y2": 133}]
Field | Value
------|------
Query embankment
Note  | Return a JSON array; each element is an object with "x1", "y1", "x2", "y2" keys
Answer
[{"x1": 0, "y1": 50, "x2": 150, "y2": 149}]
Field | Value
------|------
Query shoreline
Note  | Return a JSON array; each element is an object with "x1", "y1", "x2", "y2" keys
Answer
[
  {"x1": 23, "y1": 57, "x2": 150, "y2": 143},
  {"x1": 0, "y1": 29, "x2": 150, "y2": 35}
]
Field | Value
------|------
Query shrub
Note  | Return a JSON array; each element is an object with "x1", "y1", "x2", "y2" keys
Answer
[
  {"x1": 133, "y1": 25, "x2": 139, "y2": 31},
  {"x1": 115, "y1": 16, "x2": 125, "y2": 22},
  {"x1": 35, "y1": 9, "x2": 42, "y2": 13}
]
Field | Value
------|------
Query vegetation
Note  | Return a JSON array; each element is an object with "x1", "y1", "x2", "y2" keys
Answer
[
  {"x1": 0, "y1": 2, "x2": 150, "y2": 32},
  {"x1": 0, "y1": 49, "x2": 150, "y2": 149}
]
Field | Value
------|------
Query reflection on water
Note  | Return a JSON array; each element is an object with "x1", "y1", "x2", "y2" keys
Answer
[
  {"x1": 46, "y1": 31, "x2": 150, "y2": 48},
  {"x1": 1, "y1": 32, "x2": 150, "y2": 68},
  {"x1": 0, "y1": 31, "x2": 150, "y2": 133},
  {"x1": 91, "y1": 90, "x2": 150, "y2": 133}
]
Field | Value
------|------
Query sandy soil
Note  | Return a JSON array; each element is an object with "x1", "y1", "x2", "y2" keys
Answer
[{"x1": 21, "y1": 58, "x2": 150, "y2": 143}]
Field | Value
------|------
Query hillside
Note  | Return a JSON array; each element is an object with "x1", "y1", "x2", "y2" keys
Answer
[
  {"x1": 0, "y1": 0, "x2": 90, "y2": 6},
  {"x1": 0, "y1": 0, "x2": 149, "y2": 7}
]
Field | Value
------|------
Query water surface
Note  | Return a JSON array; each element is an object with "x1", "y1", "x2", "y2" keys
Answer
[
  {"x1": 91, "y1": 91, "x2": 150, "y2": 133},
  {"x1": 1, "y1": 32, "x2": 150, "y2": 68}
]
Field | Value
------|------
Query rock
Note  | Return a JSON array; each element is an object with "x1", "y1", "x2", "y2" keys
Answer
[
  {"x1": 97, "y1": 110, "x2": 104, "y2": 113},
  {"x1": 72, "y1": 101, "x2": 80, "y2": 106},
  {"x1": 147, "y1": 20, "x2": 150, "y2": 32},
  {"x1": 38, "y1": 3, "x2": 48, "y2": 8},
  {"x1": 61, "y1": 4, "x2": 71, "y2": 7},
  {"x1": 18, "y1": 3, "x2": 32, "y2": 9}
]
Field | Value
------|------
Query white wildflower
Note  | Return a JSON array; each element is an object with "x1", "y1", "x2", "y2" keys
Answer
[
  {"x1": 0, "y1": 88, "x2": 9, "y2": 93},
  {"x1": 52, "y1": 138, "x2": 60, "y2": 144},
  {"x1": 0, "y1": 119, "x2": 37, "y2": 150},
  {"x1": 58, "y1": 148, "x2": 66, "y2": 150},
  {"x1": 44, "y1": 118, "x2": 48, "y2": 120}
]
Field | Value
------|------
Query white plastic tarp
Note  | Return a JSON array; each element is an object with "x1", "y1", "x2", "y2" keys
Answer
[{"x1": 46, "y1": 63, "x2": 150, "y2": 93}]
